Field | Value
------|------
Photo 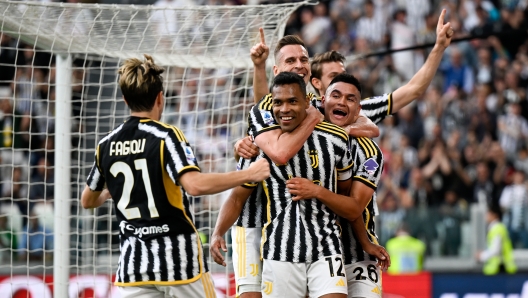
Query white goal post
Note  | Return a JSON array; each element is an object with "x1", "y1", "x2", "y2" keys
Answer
[{"x1": 0, "y1": 1, "x2": 309, "y2": 297}]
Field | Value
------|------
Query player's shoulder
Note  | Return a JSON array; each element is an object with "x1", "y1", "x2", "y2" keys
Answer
[
  {"x1": 256, "y1": 93, "x2": 274, "y2": 111},
  {"x1": 314, "y1": 121, "x2": 348, "y2": 142},
  {"x1": 353, "y1": 137, "x2": 382, "y2": 158},
  {"x1": 308, "y1": 92, "x2": 319, "y2": 101},
  {"x1": 137, "y1": 119, "x2": 187, "y2": 142}
]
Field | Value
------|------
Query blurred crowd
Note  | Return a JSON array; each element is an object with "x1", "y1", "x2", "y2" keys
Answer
[{"x1": 0, "y1": 0, "x2": 527, "y2": 264}]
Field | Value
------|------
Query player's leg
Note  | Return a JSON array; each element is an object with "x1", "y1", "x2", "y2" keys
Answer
[
  {"x1": 261, "y1": 259, "x2": 307, "y2": 297},
  {"x1": 160, "y1": 271, "x2": 217, "y2": 298},
  {"x1": 117, "y1": 285, "x2": 164, "y2": 298},
  {"x1": 231, "y1": 226, "x2": 263, "y2": 297},
  {"x1": 345, "y1": 261, "x2": 382, "y2": 298},
  {"x1": 307, "y1": 254, "x2": 348, "y2": 298}
]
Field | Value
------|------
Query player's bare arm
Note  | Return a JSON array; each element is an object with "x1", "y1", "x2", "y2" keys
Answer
[
  {"x1": 234, "y1": 136, "x2": 259, "y2": 160},
  {"x1": 391, "y1": 9, "x2": 454, "y2": 113},
  {"x1": 346, "y1": 115, "x2": 380, "y2": 138},
  {"x1": 349, "y1": 217, "x2": 391, "y2": 271},
  {"x1": 211, "y1": 186, "x2": 255, "y2": 266},
  {"x1": 179, "y1": 158, "x2": 269, "y2": 196},
  {"x1": 253, "y1": 105, "x2": 323, "y2": 165},
  {"x1": 251, "y1": 28, "x2": 270, "y2": 103},
  {"x1": 286, "y1": 177, "x2": 369, "y2": 221},
  {"x1": 81, "y1": 187, "x2": 111, "y2": 209}
]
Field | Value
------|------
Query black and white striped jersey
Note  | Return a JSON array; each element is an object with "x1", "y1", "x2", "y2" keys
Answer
[
  {"x1": 340, "y1": 137, "x2": 384, "y2": 265},
  {"x1": 311, "y1": 93, "x2": 393, "y2": 124},
  {"x1": 235, "y1": 156, "x2": 265, "y2": 228},
  {"x1": 257, "y1": 122, "x2": 353, "y2": 263},
  {"x1": 246, "y1": 95, "x2": 354, "y2": 262},
  {"x1": 85, "y1": 116, "x2": 208, "y2": 286}
]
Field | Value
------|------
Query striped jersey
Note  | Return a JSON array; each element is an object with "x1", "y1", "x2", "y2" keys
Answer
[
  {"x1": 247, "y1": 97, "x2": 354, "y2": 263},
  {"x1": 235, "y1": 156, "x2": 265, "y2": 228},
  {"x1": 311, "y1": 93, "x2": 393, "y2": 124},
  {"x1": 85, "y1": 116, "x2": 208, "y2": 286},
  {"x1": 340, "y1": 137, "x2": 384, "y2": 265},
  {"x1": 235, "y1": 92, "x2": 319, "y2": 229}
]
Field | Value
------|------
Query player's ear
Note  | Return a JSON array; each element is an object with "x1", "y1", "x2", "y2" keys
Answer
[
  {"x1": 321, "y1": 95, "x2": 325, "y2": 105},
  {"x1": 311, "y1": 77, "x2": 321, "y2": 92},
  {"x1": 156, "y1": 91, "x2": 164, "y2": 107},
  {"x1": 272, "y1": 65, "x2": 279, "y2": 76}
]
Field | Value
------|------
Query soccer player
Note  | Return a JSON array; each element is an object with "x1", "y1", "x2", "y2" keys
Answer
[
  {"x1": 80, "y1": 54, "x2": 270, "y2": 298},
  {"x1": 216, "y1": 72, "x2": 356, "y2": 298},
  {"x1": 286, "y1": 73, "x2": 387, "y2": 297}
]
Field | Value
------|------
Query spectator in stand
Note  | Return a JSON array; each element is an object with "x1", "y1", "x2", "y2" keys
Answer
[
  {"x1": 497, "y1": 101, "x2": 528, "y2": 160},
  {"x1": 28, "y1": 155, "x2": 54, "y2": 209},
  {"x1": 18, "y1": 210, "x2": 53, "y2": 262},
  {"x1": 441, "y1": 46, "x2": 474, "y2": 94},
  {"x1": 391, "y1": 9, "x2": 418, "y2": 81},
  {"x1": 0, "y1": 89, "x2": 30, "y2": 186},
  {"x1": 300, "y1": 3, "x2": 331, "y2": 56},
  {"x1": 499, "y1": 169, "x2": 528, "y2": 248},
  {"x1": 355, "y1": 0, "x2": 385, "y2": 50},
  {"x1": 0, "y1": 213, "x2": 16, "y2": 263}
]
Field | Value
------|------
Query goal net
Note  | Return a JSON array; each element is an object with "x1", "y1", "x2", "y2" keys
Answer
[{"x1": 0, "y1": 1, "x2": 307, "y2": 297}]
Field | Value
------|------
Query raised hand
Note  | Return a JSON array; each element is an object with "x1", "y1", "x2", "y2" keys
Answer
[
  {"x1": 247, "y1": 158, "x2": 270, "y2": 181},
  {"x1": 250, "y1": 27, "x2": 270, "y2": 68},
  {"x1": 235, "y1": 136, "x2": 259, "y2": 159},
  {"x1": 436, "y1": 9, "x2": 454, "y2": 49},
  {"x1": 210, "y1": 234, "x2": 227, "y2": 266}
]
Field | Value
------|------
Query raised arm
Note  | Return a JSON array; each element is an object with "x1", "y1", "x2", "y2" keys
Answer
[
  {"x1": 391, "y1": 9, "x2": 453, "y2": 113},
  {"x1": 251, "y1": 28, "x2": 270, "y2": 104},
  {"x1": 179, "y1": 158, "x2": 269, "y2": 196},
  {"x1": 210, "y1": 185, "x2": 254, "y2": 266},
  {"x1": 254, "y1": 105, "x2": 323, "y2": 164}
]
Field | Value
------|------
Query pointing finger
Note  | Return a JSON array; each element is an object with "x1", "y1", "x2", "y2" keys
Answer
[
  {"x1": 437, "y1": 9, "x2": 446, "y2": 30},
  {"x1": 259, "y1": 27, "x2": 266, "y2": 45}
]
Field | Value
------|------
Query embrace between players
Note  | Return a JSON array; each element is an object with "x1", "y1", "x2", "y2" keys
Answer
[{"x1": 81, "y1": 9, "x2": 453, "y2": 298}]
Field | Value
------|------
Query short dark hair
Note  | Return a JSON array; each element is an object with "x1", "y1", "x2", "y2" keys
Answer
[
  {"x1": 272, "y1": 72, "x2": 307, "y2": 98},
  {"x1": 274, "y1": 35, "x2": 305, "y2": 60},
  {"x1": 310, "y1": 51, "x2": 346, "y2": 81},
  {"x1": 488, "y1": 205, "x2": 503, "y2": 221},
  {"x1": 328, "y1": 73, "x2": 362, "y2": 95}
]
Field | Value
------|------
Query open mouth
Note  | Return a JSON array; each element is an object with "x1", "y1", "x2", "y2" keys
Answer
[
  {"x1": 281, "y1": 116, "x2": 293, "y2": 121},
  {"x1": 332, "y1": 109, "x2": 348, "y2": 119}
]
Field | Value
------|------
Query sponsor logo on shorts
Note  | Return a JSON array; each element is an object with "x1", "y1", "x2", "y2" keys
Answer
[{"x1": 336, "y1": 279, "x2": 346, "y2": 287}]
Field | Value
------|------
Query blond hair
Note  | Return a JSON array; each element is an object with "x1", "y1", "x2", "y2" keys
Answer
[{"x1": 118, "y1": 54, "x2": 165, "y2": 112}]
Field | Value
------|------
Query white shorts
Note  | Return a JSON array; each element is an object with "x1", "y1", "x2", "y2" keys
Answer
[
  {"x1": 261, "y1": 255, "x2": 348, "y2": 298},
  {"x1": 117, "y1": 272, "x2": 216, "y2": 298},
  {"x1": 231, "y1": 226, "x2": 262, "y2": 295},
  {"x1": 346, "y1": 261, "x2": 382, "y2": 298}
]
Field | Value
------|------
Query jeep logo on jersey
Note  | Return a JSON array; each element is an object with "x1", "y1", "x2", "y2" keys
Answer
[
  {"x1": 261, "y1": 110, "x2": 275, "y2": 125},
  {"x1": 309, "y1": 150, "x2": 319, "y2": 168},
  {"x1": 363, "y1": 157, "x2": 379, "y2": 175},
  {"x1": 119, "y1": 221, "x2": 169, "y2": 238}
]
